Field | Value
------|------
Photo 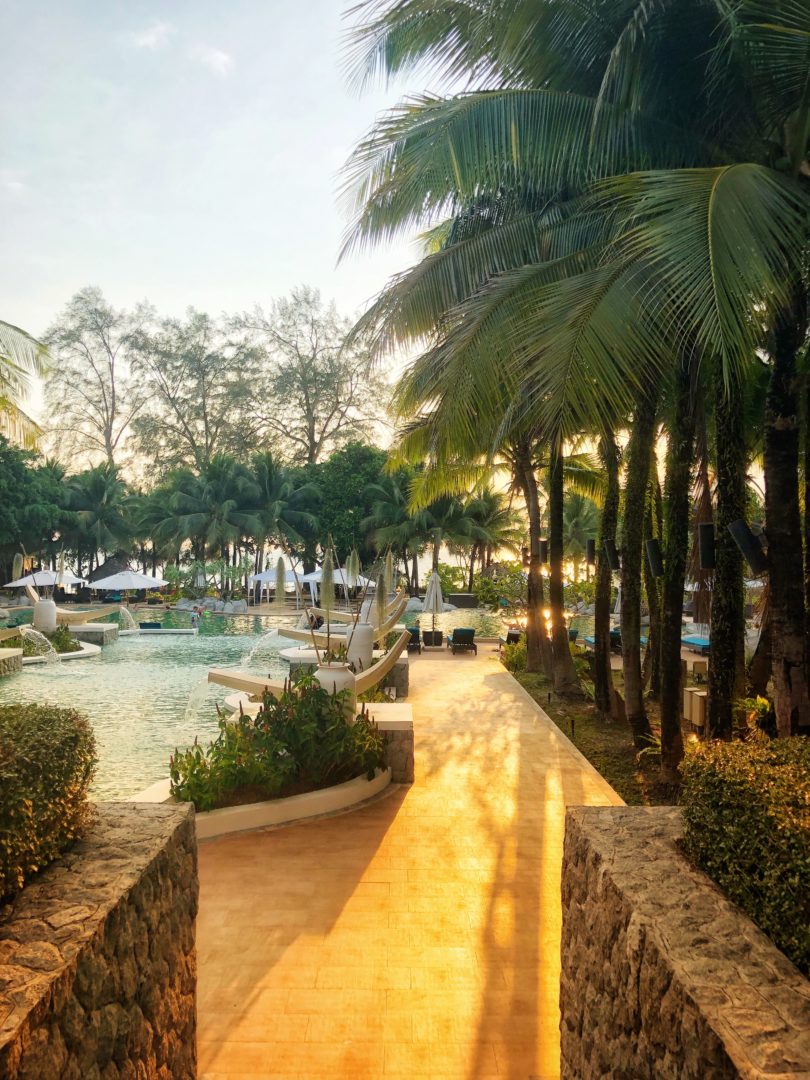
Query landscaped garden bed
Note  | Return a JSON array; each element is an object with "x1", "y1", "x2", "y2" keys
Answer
[
  {"x1": 170, "y1": 675, "x2": 388, "y2": 812},
  {"x1": 508, "y1": 662, "x2": 680, "y2": 805},
  {"x1": 1, "y1": 624, "x2": 83, "y2": 657}
]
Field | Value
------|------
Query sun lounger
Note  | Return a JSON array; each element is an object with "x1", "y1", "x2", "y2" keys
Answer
[
  {"x1": 498, "y1": 629, "x2": 522, "y2": 653},
  {"x1": 682, "y1": 634, "x2": 710, "y2": 654},
  {"x1": 447, "y1": 627, "x2": 477, "y2": 655},
  {"x1": 407, "y1": 627, "x2": 422, "y2": 653}
]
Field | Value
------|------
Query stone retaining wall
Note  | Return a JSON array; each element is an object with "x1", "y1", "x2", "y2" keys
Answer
[
  {"x1": 560, "y1": 806, "x2": 810, "y2": 1079},
  {"x1": 71, "y1": 624, "x2": 118, "y2": 645},
  {"x1": 383, "y1": 727, "x2": 414, "y2": 783},
  {"x1": 0, "y1": 802, "x2": 197, "y2": 1079},
  {"x1": 0, "y1": 648, "x2": 22, "y2": 677}
]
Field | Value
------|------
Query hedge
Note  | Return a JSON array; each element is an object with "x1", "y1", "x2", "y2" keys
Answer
[
  {"x1": 0, "y1": 704, "x2": 97, "y2": 903},
  {"x1": 681, "y1": 736, "x2": 810, "y2": 976}
]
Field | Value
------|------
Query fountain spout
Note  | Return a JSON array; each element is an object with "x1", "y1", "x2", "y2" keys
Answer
[
  {"x1": 20, "y1": 626, "x2": 58, "y2": 664},
  {"x1": 119, "y1": 605, "x2": 139, "y2": 634}
]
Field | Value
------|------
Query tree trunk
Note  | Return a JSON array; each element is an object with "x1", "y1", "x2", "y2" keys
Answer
[
  {"x1": 765, "y1": 287, "x2": 810, "y2": 735},
  {"x1": 708, "y1": 372, "x2": 746, "y2": 739},
  {"x1": 467, "y1": 544, "x2": 477, "y2": 592},
  {"x1": 411, "y1": 552, "x2": 419, "y2": 594},
  {"x1": 805, "y1": 375, "x2": 810, "y2": 648},
  {"x1": 517, "y1": 453, "x2": 553, "y2": 677},
  {"x1": 748, "y1": 599, "x2": 772, "y2": 698},
  {"x1": 594, "y1": 430, "x2": 620, "y2": 719},
  {"x1": 660, "y1": 353, "x2": 696, "y2": 783},
  {"x1": 549, "y1": 447, "x2": 581, "y2": 695},
  {"x1": 621, "y1": 383, "x2": 658, "y2": 745},
  {"x1": 641, "y1": 473, "x2": 663, "y2": 700}
]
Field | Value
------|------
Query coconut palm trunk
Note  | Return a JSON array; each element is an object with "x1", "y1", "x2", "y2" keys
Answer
[
  {"x1": 660, "y1": 353, "x2": 696, "y2": 783},
  {"x1": 641, "y1": 472, "x2": 663, "y2": 699},
  {"x1": 708, "y1": 372, "x2": 746, "y2": 739},
  {"x1": 549, "y1": 447, "x2": 580, "y2": 695},
  {"x1": 516, "y1": 449, "x2": 552, "y2": 677},
  {"x1": 594, "y1": 430, "x2": 619, "y2": 719},
  {"x1": 765, "y1": 288, "x2": 810, "y2": 735},
  {"x1": 621, "y1": 383, "x2": 658, "y2": 746},
  {"x1": 805, "y1": 377, "x2": 810, "y2": 645}
]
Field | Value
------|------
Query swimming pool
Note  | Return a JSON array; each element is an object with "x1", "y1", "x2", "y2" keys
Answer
[
  {"x1": 403, "y1": 608, "x2": 506, "y2": 637},
  {"x1": 0, "y1": 609, "x2": 291, "y2": 800}
]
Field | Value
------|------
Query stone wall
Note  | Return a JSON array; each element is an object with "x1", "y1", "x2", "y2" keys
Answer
[
  {"x1": 382, "y1": 727, "x2": 414, "y2": 783},
  {"x1": 560, "y1": 806, "x2": 810, "y2": 1079},
  {"x1": 0, "y1": 648, "x2": 22, "y2": 677},
  {"x1": 71, "y1": 624, "x2": 118, "y2": 645},
  {"x1": 0, "y1": 803, "x2": 197, "y2": 1080}
]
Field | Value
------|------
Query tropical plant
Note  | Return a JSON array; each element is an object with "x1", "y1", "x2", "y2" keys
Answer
[
  {"x1": 66, "y1": 462, "x2": 132, "y2": 575},
  {"x1": 169, "y1": 677, "x2": 387, "y2": 812},
  {"x1": 0, "y1": 320, "x2": 48, "y2": 410},
  {"x1": 0, "y1": 703, "x2": 96, "y2": 902},
  {"x1": 342, "y1": 0, "x2": 810, "y2": 749}
]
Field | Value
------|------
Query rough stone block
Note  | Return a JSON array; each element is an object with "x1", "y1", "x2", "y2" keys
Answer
[
  {"x1": 560, "y1": 806, "x2": 810, "y2": 1079},
  {"x1": 0, "y1": 803, "x2": 197, "y2": 1080},
  {"x1": 0, "y1": 649, "x2": 23, "y2": 677}
]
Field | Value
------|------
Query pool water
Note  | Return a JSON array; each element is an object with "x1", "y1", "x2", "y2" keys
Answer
[
  {"x1": 404, "y1": 608, "x2": 506, "y2": 637},
  {"x1": 0, "y1": 609, "x2": 292, "y2": 800}
]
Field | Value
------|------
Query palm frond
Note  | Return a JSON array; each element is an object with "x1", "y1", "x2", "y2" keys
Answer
[
  {"x1": 0, "y1": 320, "x2": 48, "y2": 405},
  {"x1": 603, "y1": 165, "x2": 807, "y2": 381},
  {"x1": 341, "y1": 88, "x2": 711, "y2": 257}
]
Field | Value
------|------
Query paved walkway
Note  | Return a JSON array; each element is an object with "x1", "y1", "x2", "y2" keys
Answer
[{"x1": 197, "y1": 646, "x2": 622, "y2": 1079}]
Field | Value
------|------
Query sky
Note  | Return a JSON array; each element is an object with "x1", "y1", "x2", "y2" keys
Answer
[{"x1": 1, "y1": 0, "x2": 422, "y2": 354}]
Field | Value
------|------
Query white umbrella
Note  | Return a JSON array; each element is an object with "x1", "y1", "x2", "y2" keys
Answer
[
  {"x1": 301, "y1": 568, "x2": 373, "y2": 587},
  {"x1": 301, "y1": 568, "x2": 373, "y2": 603},
  {"x1": 91, "y1": 570, "x2": 168, "y2": 590},
  {"x1": 423, "y1": 570, "x2": 444, "y2": 632},
  {"x1": 4, "y1": 570, "x2": 86, "y2": 589},
  {"x1": 248, "y1": 570, "x2": 298, "y2": 585}
]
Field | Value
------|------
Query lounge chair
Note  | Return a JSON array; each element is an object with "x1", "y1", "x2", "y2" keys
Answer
[
  {"x1": 448, "y1": 627, "x2": 477, "y2": 654},
  {"x1": 682, "y1": 634, "x2": 710, "y2": 655},
  {"x1": 407, "y1": 627, "x2": 422, "y2": 653},
  {"x1": 498, "y1": 629, "x2": 522, "y2": 654}
]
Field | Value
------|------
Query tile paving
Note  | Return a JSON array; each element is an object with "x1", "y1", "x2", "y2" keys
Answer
[{"x1": 197, "y1": 645, "x2": 622, "y2": 1079}]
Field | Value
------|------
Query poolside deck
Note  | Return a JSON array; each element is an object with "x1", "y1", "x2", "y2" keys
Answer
[{"x1": 196, "y1": 645, "x2": 622, "y2": 1079}]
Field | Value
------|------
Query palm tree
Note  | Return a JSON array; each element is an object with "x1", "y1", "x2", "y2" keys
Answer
[
  {"x1": 0, "y1": 320, "x2": 47, "y2": 410},
  {"x1": 245, "y1": 451, "x2": 319, "y2": 571},
  {"x1": 362, "y1": 471, "x2": 426, "y2": 591},
  {"x1": 562, "y1": 493, "x2": 599, "y2": 583},
  {"x1": 460, "y1": 487, "x2": 523, "y2": 589},
  {"x1": 154, "y1": 456, "x2": 256, "y2": 576},
  {"x1": 67, "y1": 463, "x2": 132, "y2": 575},
  {"x1": 344, "y1": 0, "x2": 810, "y2": 737}
]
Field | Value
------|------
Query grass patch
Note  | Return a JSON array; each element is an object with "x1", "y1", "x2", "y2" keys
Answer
[{"x1": 513, "y1": 670, "x2": 678, "y2": 806}]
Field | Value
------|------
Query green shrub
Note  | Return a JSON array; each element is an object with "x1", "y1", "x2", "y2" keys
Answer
[
  {"x1": 473, "y1": 562, "x2": 527, "y2": 611},
  {"x1": 501, "y1": 639, "x2": 527, "y2": 673},
  {"x1": 435, "y1": 563, "x2": 466, "y2": 594},
  {"x1": 681, "y1": 736, "x2": 810, "y2": 976},
  {"x1": 2, "y1": 627, "x2": 81, "y2": 656},
  {"x1": 49, "y1": 625, "x2": 82, "y2": 654},
  {"x1": 170, "y1": 676, "x2": 388, "y2": 812},
  {"x1": 0, "y1": 704, "x2": 97, "y2": 902}
]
